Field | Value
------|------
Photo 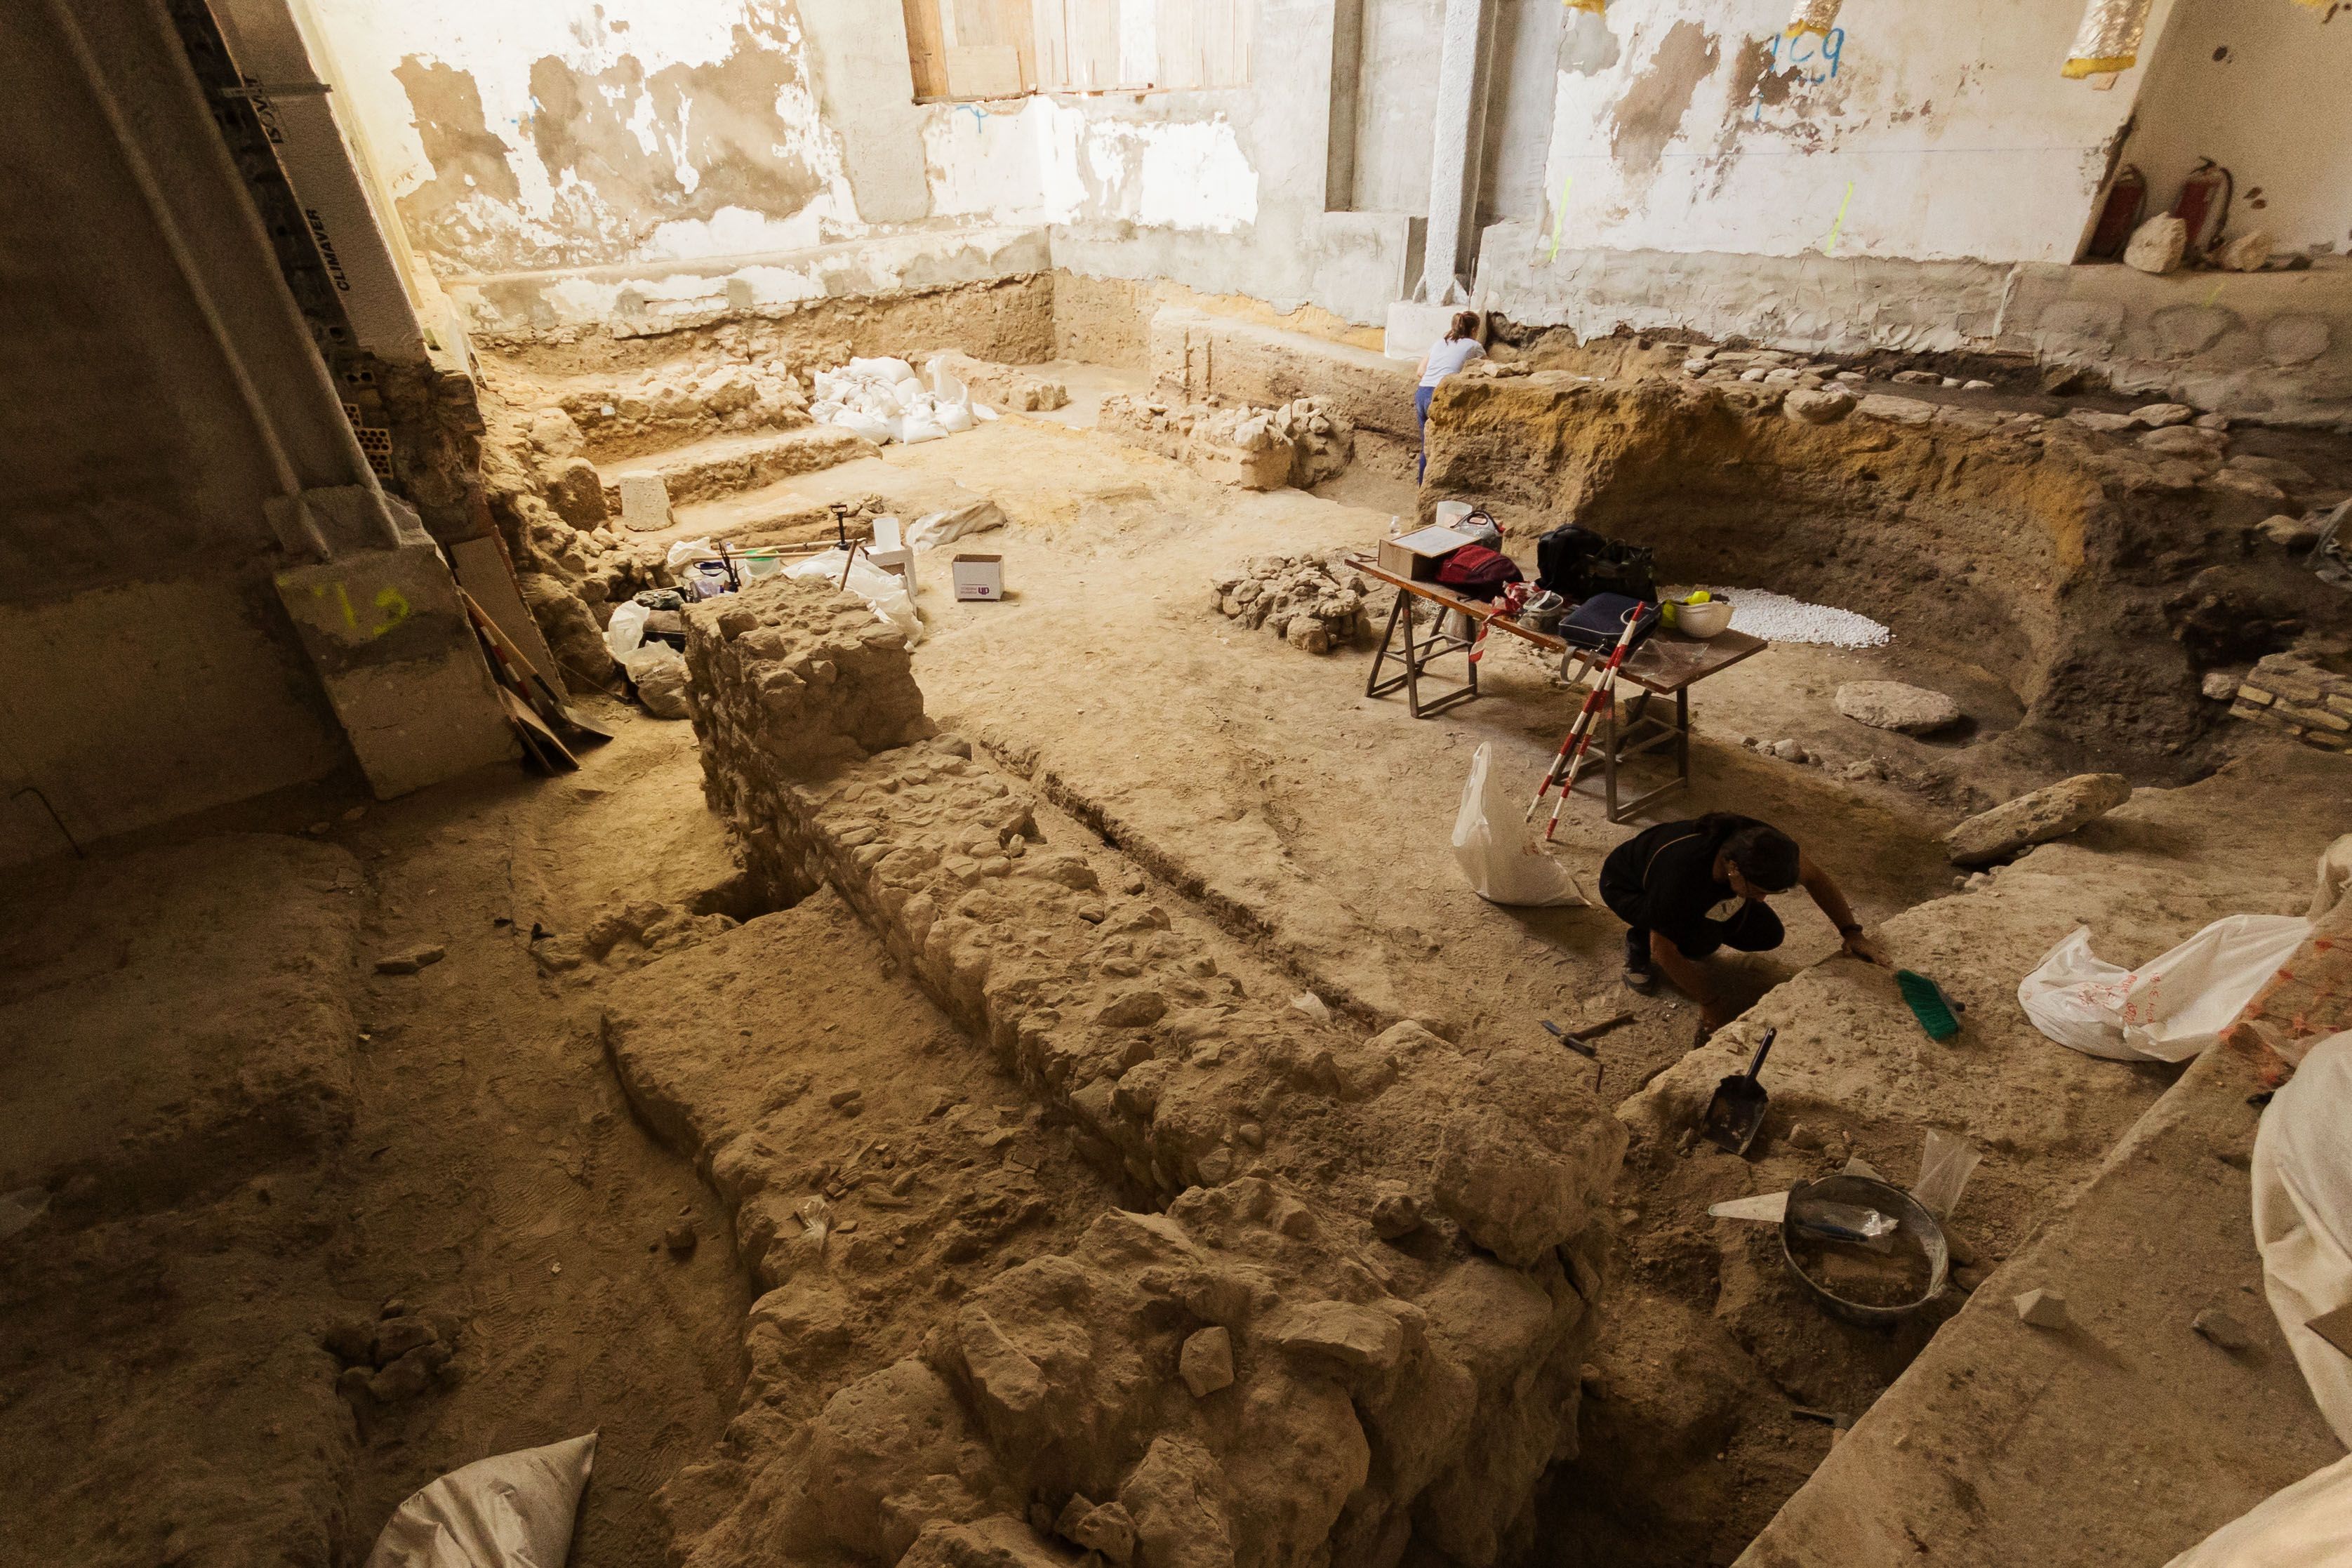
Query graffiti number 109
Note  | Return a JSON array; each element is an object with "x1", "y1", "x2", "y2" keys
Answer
[{"x1": 1754, "y1": 26, "x2": 1844, "y2": 119}]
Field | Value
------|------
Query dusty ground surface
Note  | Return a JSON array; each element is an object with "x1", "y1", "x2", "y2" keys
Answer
[
  {"x1": 11, "y1": 320, "x2": 2340, "y2": 1568},
  {"x1": 0, "y1": 714, "x2": 756, "y2": 1567}
]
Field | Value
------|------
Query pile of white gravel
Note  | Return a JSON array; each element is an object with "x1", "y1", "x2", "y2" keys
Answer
[{"x1": 1678, "y1": 586, "x2": 1892, "y2": 649}]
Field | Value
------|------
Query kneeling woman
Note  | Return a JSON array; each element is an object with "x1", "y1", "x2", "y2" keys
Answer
[{"x1": 1600, "y1": 813, "x2": 1887, "y2": 1033}]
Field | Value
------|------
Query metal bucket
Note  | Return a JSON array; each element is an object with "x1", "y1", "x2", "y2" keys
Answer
[{"x1": 1780, "y1": 1174, "x2": 1949, "y2": 1327}]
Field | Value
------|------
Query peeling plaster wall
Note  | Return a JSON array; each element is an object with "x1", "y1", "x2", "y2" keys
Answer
[
  {"x1": 309, "y1": 0, "x2": 861, "y2": 278},
  {"x1": 1527, "y1": 0, "x2": 2177, "y2": 266},
  {"x1": 922, "y1": 98, "x2": 1262, "y2": 233},
  {"x1": 2120, "y1": 0, "x2": 2352, "y2": 255}
]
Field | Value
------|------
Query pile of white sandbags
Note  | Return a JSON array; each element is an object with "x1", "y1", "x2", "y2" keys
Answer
[{"x1": 808, "y1": 356, "x2": 997, "y2": 446}]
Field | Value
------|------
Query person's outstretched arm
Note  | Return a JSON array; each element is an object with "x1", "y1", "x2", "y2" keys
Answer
[{"x1": 1797, "y1": 852, "x2": 1889, "y2": 966}]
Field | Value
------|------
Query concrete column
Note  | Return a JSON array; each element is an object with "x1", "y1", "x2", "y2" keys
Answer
[{"x1": 1421, "y1": 0, "x2": 1495, "y2": 301}]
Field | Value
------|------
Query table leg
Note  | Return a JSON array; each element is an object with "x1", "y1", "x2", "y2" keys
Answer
[{"x1": 1366, "y1": 592, "x2": 1409, "y2": 700}]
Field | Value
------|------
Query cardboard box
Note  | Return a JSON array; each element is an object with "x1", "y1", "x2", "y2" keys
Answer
[
  {"x1": 1377, "y1": 524, "x2": 1475, "y2": 581},
  {"x1": 952, "y1": 554, "x2": 1004, "y2": 602}
]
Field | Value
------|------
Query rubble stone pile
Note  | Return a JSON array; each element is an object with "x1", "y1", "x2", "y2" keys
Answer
[
  {"x1": 675, "y1": 582, "x2": 1625, "y2": 1567},
  {"x1": 1101, "y1": 394, "x2": 1354, "y2": 491},
  {"x1": 1210, "y1": 554, "x2": 1372, "y2": 654}
]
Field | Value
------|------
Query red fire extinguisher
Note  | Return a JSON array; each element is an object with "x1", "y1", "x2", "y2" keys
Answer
[
  {"x1": 2088, "y1": 164, "x2": 2146, "y2": 259},
  {"x1": 2173, "y1": 159, "x2": 2233, "y2": 257}
]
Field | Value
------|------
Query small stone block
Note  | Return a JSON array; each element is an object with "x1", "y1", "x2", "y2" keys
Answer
[
  {"x1": 1180, "y1": 1326, "x2": 1235, "y2": 1397},
  {"x1": 2014, "y1": 1289, "x2": 2068, "y2": 1329},
  {"x1": 2193, "y1": 1308, "x2": 2252, "y2": 1352}
]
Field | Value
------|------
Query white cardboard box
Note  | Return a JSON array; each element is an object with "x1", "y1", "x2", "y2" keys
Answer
[{"x1": 952, "y1": 553, "x2": 1003, "y2": 602}]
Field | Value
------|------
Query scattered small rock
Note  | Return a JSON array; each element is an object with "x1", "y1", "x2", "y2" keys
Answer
[
  {"x1": 2131, "y1": 402, "x2": 2195, "y2": 428},
  {"x1": 1370, "y1": 1185, "x2": 1425, "y2": 1240},
  {"x1": 2122, "y1": 214, "x2": 2188, "y2": 275},
  {"x1": 2255, "y1": 514, "x2": 2322, "y2": 551},
  {"x1": 1070, "y1": 1501, "x2": 1137, "y2": 1562},
  {"x1": 828, "y1": 1085, "x2": 863, "y2": 1109},
  {"x1": 1179, "y1": 1326, "x2": 1235, "y2": 1397},
  {"x1": 2193, "y1": 1307, "x2": 2252, "y2": 1352},
  {"x1": 2014, "y1": 1288, "x2": 2070, "y2": 1329},
  {"x1": 1835, "y1": 680, "x2": 1962, "y2": 734},
  {"x1": 374, "y1": 945, "x2": 446, "y2": 976},
  {"x1": 2202, "y1": 670, "x2": 2245, "y2": 700},
  {"x1": 664, "y1": 1222, "x2": 698, "y2": 1257},
  {"x1": 1786, "y1": 1122, "x2": 1823, "y2": 1152},
  {"x1": 1767, "y1": 738, "x2": 1808, "y2": 763}
]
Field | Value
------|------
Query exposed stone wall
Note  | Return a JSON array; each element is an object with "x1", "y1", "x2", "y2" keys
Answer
[
  {"x1": 2230, "y1": 651, "x2": 2352, "y2": 752},
  {"x1": 678, "y1": 578, "x2": 1626, "y2": 1567},
  {"x1": 923, "y1": 350, "x2": 1070, "y2": 413},
  {"x1": 1103, "y1": 394, "x2": 1355, "y2": 491},
  {"x1": 1150, "y1": 306, "x2": 1418, "y2": 441}
]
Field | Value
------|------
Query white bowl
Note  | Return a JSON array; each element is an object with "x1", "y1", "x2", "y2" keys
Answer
[{"x1": 1677, "y1": 599, "x2": 1734, "y2": 639}]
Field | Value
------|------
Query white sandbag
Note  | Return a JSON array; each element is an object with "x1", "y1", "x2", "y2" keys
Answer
[
  {"x1": 809, "y1": 398, "x2": 846, "y2": 423},
  {"x1": 935, "y1": 401, "x2": 976, "y2": 434},
  {"x1": 1450, "y1": 742, "x2": 1587, "y2": 907},
  {"x1": 829, "y1": 409, "x2": 893, "y2": 445},
  {"x1": 2163, "y1": 1451, "x2": 2352, "y2": 1568},
  {"x1": 2018, "y1": 914, "x2": 2311, "y2": 1063},
  {"x1": 971, "y1": 402, "x2": 999, "y2": 422},
  {"x1": 2255, "y1": 1029, "x2": 2352, "y2": 1448},
  {"x1": 905, "y1": 500, "x2": 1007, "y2": 552},
  {"x1": 364, "y1": 1432, "x2": 597, "y2": 1568},
  {"x1": 896, "y1": 414, "x2": 949, "y2": 444},
  {"x1": 602, "y1": 600, "x2": 649, "y2": 661},
  {"x1": 925, "y1": 359, "x2": 969, "y2": 403},
  {"x1": 848, "y1": 355, "x2": 914, "y2": 385}
]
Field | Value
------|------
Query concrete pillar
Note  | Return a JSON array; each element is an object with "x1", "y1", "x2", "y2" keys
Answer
[{"x1": 1421, "y1": 0, "x2": 1496, "y2": 302}]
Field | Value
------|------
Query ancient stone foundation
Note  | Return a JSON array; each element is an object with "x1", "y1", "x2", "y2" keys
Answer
[
  {"x1": 672, "y1": 576, "x2": 1623, "y2": 1567},
  {"x1": 1101, "y1": 394, "x2": 1353, "y2": 491},
  {"x1": 1209, "y1": 554, "x2": 1373, "y2": 654},
  {"x1": 2231, "y1": 651, "x2": 2352, "y2": 752}
]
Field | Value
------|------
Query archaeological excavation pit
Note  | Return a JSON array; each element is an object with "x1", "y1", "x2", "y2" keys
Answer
[{"x1": 7, "y1": 4, "x2": 2351, "y2": 1568}]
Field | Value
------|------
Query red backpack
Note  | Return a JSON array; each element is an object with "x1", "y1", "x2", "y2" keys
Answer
[{"x1": 1435, "y1": 544, "x2": 1524, "y2": 601}]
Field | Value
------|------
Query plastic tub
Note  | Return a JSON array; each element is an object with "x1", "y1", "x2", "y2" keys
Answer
[{"x1": 1676, "y1": 599, "x2": 1734, "y2": 639}]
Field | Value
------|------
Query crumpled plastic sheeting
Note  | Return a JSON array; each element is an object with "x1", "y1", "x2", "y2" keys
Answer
[{"x1": 2063, "y1": 0, "x2": 2151, "y2": 77}]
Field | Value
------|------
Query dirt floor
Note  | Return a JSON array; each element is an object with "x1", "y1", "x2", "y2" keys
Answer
[{"x1": 8, "y1": 330, "x2": 2344, "y2": 1567}]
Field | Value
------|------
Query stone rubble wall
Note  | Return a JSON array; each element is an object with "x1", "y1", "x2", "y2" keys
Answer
[
  {"x1": 2231, "y1": 651, "x2": 2352, "y2": 752},
  {"x1": 679, "y1": 579, "x2": 1625, "y2": 1568},
  {"x1": 1101, "y1": 393, "x2": 1354, "y2": 491}
]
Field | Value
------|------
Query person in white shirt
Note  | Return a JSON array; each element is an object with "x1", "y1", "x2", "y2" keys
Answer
[{"x1": 1414, "y1": 310, "x2": 1485, "y2": 482}]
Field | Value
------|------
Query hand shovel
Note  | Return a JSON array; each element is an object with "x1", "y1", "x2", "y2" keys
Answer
[{"x1": 1700, "y1": 1028, "x2": 1776, "y2": 1157}]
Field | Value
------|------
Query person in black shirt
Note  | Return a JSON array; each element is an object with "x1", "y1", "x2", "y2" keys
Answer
[{"x1": 1599, "y1": 813, "x2": 1888, "y2": 1032}]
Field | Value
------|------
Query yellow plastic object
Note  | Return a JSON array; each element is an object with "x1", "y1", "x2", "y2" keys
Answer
[{"x1": 1687, "y1": 590, "x2": 1711, "y2": 604}]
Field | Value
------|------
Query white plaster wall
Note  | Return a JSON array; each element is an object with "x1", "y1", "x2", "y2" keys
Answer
[
  {"x1": 1351, "y1": 0, "x2": 1445, "y2": 213},
  {"x1": 1530, "y1": 0, "x2": 2177, "y2": 266},
  {"x1": 304, "y1": 0, "x2": 861, "y2": 275},
  {"x1": 2120, "y1": 0, "x2": 2352, "y2": 253},
  {"x1": 921, "y1": 98, "x2": 1261, "y2": 234}
]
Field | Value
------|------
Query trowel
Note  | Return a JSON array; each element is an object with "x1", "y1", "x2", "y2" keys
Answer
[{"x1": 1699, "y1": 1028, "x2": 1776, "y2": 1157}]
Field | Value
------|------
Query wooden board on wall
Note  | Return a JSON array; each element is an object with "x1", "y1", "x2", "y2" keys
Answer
[{"x1": 903, "y1": 0, "x2": 950, "y2": 97}]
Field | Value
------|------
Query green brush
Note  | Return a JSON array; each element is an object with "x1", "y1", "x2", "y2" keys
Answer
[{"x1": 1895, "y1": 969, "x2": 1962, "y2": 1041}]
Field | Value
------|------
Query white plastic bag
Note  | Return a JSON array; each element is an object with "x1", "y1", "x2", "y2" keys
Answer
[
  {"x1": 364, "y1": 1433, "x2": 597, "y2": 1568},
  {"x1": 2163, "y1": 1451, "x2": 2352, "y2": 1568},
  {"x1": 1450, "y1": 742, "x2": 1588, "y2": 907},
  {"x1": 2254, "y1": 1028, "x2": 2352, "y2": 1449},
  {"x1": 602, "y1": 600, "x2": 649, "y2": 661},
  {"x1": 2019, "y1": 915, "x2": 2311, "y2": 1063}
]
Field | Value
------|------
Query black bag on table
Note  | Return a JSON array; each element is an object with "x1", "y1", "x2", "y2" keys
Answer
[
  {"x1": 1536, "y1": 524, "x2": 1657, "y2": 604},
  {"x1": 1560, "y1": 592, "x2": 1661, "y2": 653}
]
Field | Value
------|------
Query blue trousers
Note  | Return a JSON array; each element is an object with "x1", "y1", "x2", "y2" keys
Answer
[{"x1": 1415, "y1": 385, "x2": 1435, "y2": 481}]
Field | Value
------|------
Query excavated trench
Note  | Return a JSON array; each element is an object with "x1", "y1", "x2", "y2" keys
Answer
[{"x1": 1423, "y1": 374, "x2": 2342, "y2": 780}]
